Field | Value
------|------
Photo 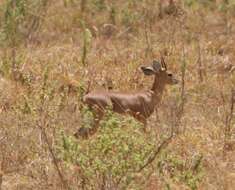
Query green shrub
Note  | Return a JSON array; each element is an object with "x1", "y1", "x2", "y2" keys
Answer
[
  {"x1": 58, "y1": 110, "x2": 157, "y2": 189},
  {"x1": 158, "y1": 152, "x2": 204, "y2": 190}
]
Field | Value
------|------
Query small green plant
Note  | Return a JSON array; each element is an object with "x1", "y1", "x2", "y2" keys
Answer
[
  {"x1": 92, "y1": 0, "x2": 107, "y2": 11},
  {"x1": 121, "y1": 8, "x2": 140, "y2": 29},
  {"x1": 0, "y1": 0, "x2": 27, "y2": 47},
  {"x1": 81, "y1": 21, "x2": 92, "y2": 66},
  {"x1": 218, "y1": 0, "x2": 235, "y2": 13},
  {"x1": 184, "y1": 0, "x2": 216, "y2": 10},
  {"x1": 58, "y1": 110, "x2": 157, "y2": 189},
  {"x1": 158, "y1": 152, "x2": 204, "y2": 190},
  {"x1": 109, "y1": 4, "x2": 116, "y2": 24},
  {"x1": 0, "y1": 0, "x2": 48, "y2": 83}
]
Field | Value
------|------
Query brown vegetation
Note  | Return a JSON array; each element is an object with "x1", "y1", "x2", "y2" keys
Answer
[{"x1": 0, "y1": 0, "x2": 234, "y2": 189}]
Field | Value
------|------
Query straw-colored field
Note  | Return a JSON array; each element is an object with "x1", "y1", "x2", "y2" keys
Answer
[{"x1": 0, "y1": 1, "x2": 234, "y2": 189}]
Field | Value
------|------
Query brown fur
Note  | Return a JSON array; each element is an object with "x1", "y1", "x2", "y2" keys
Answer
[{"x1": 74, "y1": 58, "x2": 178, "y2": 138}]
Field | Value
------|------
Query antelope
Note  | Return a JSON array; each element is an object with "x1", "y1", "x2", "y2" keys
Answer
[{"x1": 74, "y1": 57, "x2": 179, "y2": 138}]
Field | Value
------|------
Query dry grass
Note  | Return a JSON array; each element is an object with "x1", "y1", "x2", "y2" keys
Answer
[{"x1": 0, "y1": 0, "x2": 235, "y2": 189}]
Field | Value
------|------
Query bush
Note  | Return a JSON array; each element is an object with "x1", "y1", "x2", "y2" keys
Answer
[{"x1": 58, "y1": 110, "x2": 157, "y2": 189}]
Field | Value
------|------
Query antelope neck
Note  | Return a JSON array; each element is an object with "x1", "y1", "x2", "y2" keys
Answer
[{"x1": 150, "y1": 76, "x2": 166, "y2": 103}]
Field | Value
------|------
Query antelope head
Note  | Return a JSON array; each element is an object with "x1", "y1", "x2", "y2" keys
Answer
[{"x1": 141, "y1": 57, "x2": 178, "y2": 93}]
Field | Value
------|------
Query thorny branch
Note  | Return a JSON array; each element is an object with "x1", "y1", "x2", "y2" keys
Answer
[
  {"x1": 37, "y1": 114, "x2": 70, "y2": 190},
  {"x1": 137, "y1": 133, "x2": 174, "y2": 173},
  {"x1": 225, "y1": 89, "x2": 235, "y2": 138}
]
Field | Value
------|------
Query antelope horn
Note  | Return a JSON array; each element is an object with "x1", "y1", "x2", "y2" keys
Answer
[{"x1": 160, "y1": 56, "x2": 167, "y2": 71}]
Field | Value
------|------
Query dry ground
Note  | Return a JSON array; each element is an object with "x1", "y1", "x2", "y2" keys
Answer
[{"x1": 0, "y1": 0, "x2": 235, "y2": 189}]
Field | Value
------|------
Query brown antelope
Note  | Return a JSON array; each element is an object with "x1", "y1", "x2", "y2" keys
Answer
[{"x1": 74, "y1": 57, "x2": 179, "y2": 138}]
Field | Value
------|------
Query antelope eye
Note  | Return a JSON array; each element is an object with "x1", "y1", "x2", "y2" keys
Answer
[{"x1": 168, "y1": 73, "x2": 172, "y2": 77}]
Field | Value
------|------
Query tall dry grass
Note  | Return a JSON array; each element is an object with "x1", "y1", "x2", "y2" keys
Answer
[{"x1": 0, "y1": 0, "x2": 234, "y2": 189}]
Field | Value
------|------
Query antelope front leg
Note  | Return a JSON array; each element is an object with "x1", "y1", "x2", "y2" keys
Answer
[
  {"x1": 135, "y1": 113, "x2": 148, "y2": 132},
  {"x1": 89, "y1": 113, "x2": 103, "y2": 136},
  {"x1": 74, "y1": 115, "x2": 101, "y2": 139},
  {"x1": 142, "y1": 119, "x2": 147, "y2": 133},
  {"x1": 155, "y1": 107, "x2": 160, "y2": 122}
]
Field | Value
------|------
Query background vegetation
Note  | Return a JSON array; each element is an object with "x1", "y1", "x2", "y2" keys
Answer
[{"x1": 0, "y1": 0, "x2": 234, "y2": 189}]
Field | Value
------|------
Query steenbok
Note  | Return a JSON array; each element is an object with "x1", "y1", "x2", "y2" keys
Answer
[{"x1": 74, "y1": 57, "x2": 179, "y2": 138}]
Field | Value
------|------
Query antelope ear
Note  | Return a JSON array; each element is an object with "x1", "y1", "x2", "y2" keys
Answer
[
  {"x1": 140, "y1": 66, "x2": 156, "y2": 75},
  {"x1": 152, "y1": 60, "x2": 162, "y2": 72}
]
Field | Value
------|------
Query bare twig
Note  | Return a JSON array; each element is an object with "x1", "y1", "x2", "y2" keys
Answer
[
  {"x1": 178, "y1": 45, "x2": 186, "y2": 119},
  {"x1": 158, "y1": 0, "x2": 163, "y2": 19},
  {"x1": 173, "y1": 18, "x2": 187, "y2": 134},
  {"x1": 81, "y1": 0, "x2": 87, "y2": 13},
  {"x1": 137, "y1": 133, "x2": 174, "y2": 173},
  {"x1": 197, "y1": 38, "x2": 203, "y2": 83},
  {"x1": 116, "y1": 27, "x2": 131, "y2": 39},
  {"x1": 144, "y1": 20, "x2": 153, "y2": 59},
  {"x1": 0, "y1": 137, "x2": 5, "y2": 144},
  {"x1": 223, "y1": 89, "x2": 235, "y2": 152},
  {"x1": 0, "y1": 166, "x2": 2, "y2": 190},
  {"x1": 0, "y1": 173, "x2": 2, "y2": 190},
  {"x1": 37, "y1": 117, "x2": 70, "y2": 190},
  {"x1": 220, "y1": 87, "x2": 235, "y2": 156}
]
